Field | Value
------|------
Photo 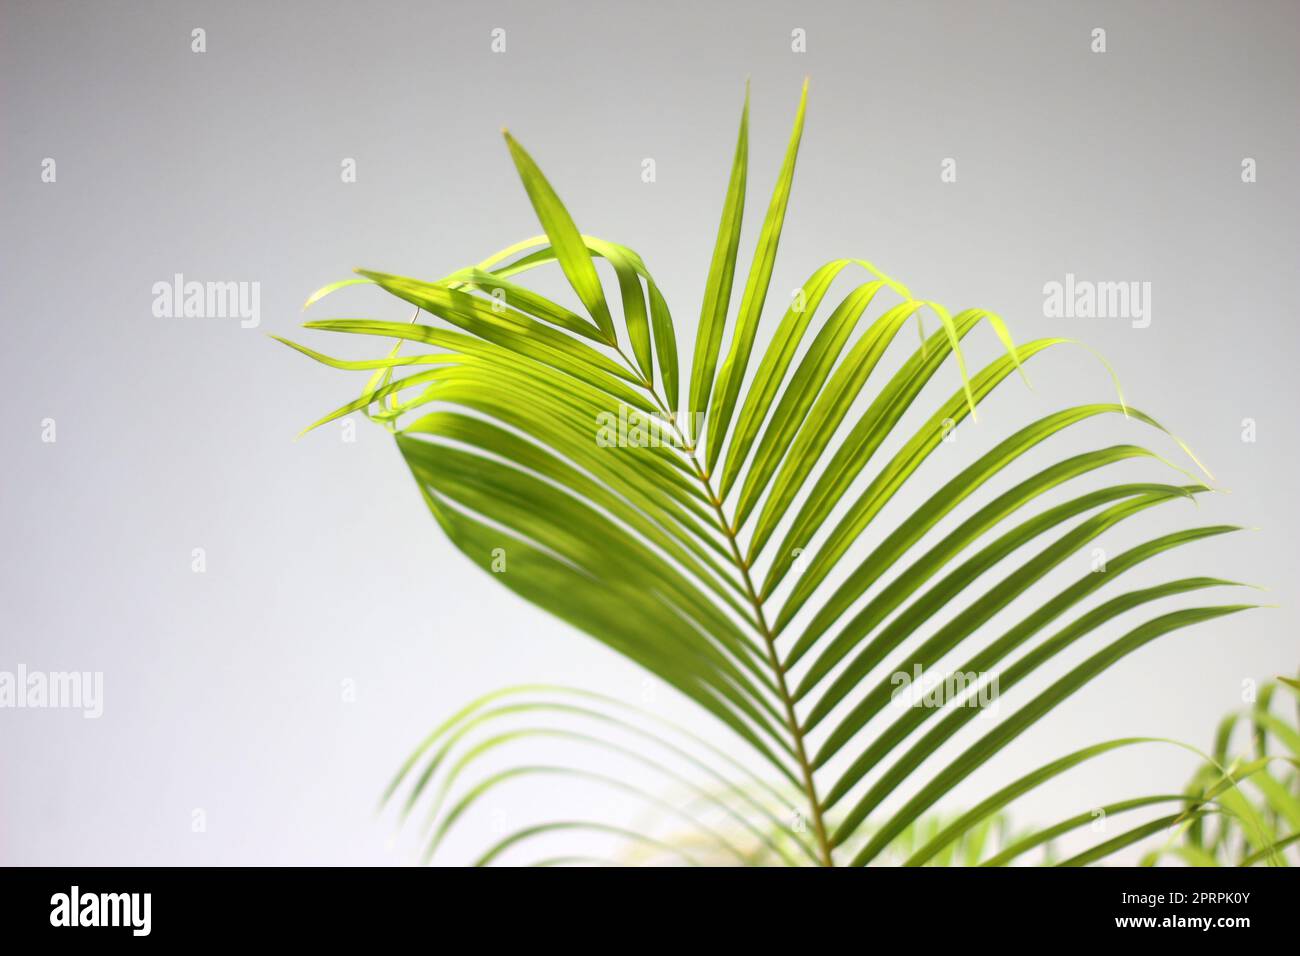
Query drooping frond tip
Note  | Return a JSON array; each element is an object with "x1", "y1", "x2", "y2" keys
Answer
[{"x1": 302, "y1": 276, "x2": 374, "y2": 310}]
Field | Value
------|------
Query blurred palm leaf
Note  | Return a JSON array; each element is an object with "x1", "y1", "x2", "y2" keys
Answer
[
  {"x1": 1144, "y1": 677, "x2": 1300, "y2": 866},
  {"x1": 283, "y1": 84, "x2": 1261, "y2": 865}
]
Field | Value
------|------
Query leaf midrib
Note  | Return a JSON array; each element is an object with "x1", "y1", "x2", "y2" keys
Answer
[{"x1": 617, "y1": 345, "x2": 835, "y2": 866}]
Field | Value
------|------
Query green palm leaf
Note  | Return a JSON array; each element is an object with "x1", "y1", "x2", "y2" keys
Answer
[{"x1": 284, "y1": 85, "x2": 1262, "y2": 865}]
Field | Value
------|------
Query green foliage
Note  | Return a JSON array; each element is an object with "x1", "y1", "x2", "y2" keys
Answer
[
  {"x1": 1147, "y1": 678, "x2": 1300, "y2": 867},
  {"x1": 283, "y1": 85, "x2": 1268, "y2": 865}
]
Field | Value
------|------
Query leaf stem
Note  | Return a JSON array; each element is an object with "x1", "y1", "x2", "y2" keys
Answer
[
  {"x1": 696, "y1": 466, "x2": 835, "y2": 867},
  {"x1": 622, "y1": 353, "x2": 833, "y2": 866}
]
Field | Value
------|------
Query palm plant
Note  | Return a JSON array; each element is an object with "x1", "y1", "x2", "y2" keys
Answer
[
  {"x1": 281, "y1": 83, "x2": 1268, "y2": 866},
  {"x1": 1147, "y1": 678, "x2": 1300, "y2": 866}
]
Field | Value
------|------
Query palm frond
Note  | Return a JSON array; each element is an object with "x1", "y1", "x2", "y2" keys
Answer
[
  {"x1": 1142, "y1": 677, "x2": 1300, "y2": 866},
  {"x1": 283, "y1": 85, "x2": 1262, "y2": 865}
]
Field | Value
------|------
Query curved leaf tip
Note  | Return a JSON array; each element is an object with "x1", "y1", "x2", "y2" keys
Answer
[{"x1": 303, "y1": 276, "x2": 374, "y2": 310}]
